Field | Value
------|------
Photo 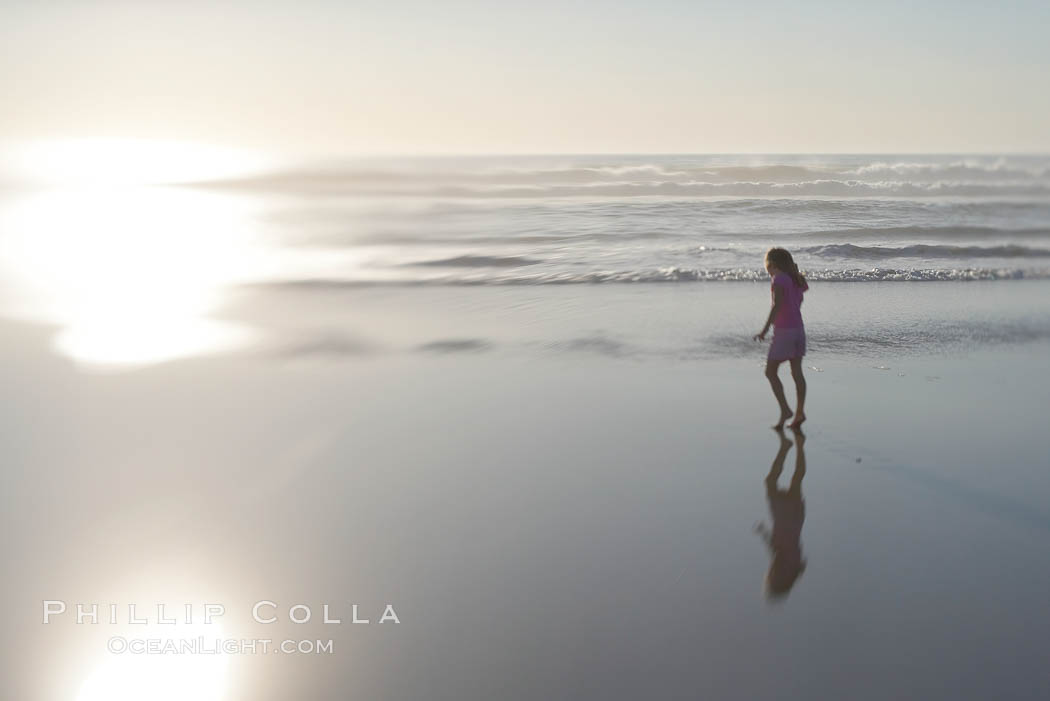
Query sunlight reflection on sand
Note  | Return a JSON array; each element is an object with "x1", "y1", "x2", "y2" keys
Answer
[{"x1": 0, "y1": 186, "x2": 270, "y2": 367}]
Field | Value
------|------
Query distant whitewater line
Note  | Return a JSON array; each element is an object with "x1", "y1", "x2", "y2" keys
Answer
[
  {"x1": 265, "y1": 267, "x2": 1049, "y2": 288},
  {"x1": 202, "y1": 158, "x2": 1050, "y2": 185},
  {"x1": 205, "y1": 177, "x2": 1050, "y2": 199},
  {"x1": 464, "y1": 161, "x2": 1050, "y2": 183},
  {"x1": 426, "y1": 181, "x2": 1050, "y2": 199},
  {"x1": 195, "y1": 154, "x2": 1050, "y2": 201}
]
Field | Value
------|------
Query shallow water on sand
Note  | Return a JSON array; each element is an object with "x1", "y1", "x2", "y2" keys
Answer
[{"x1": 232, "y1": 278, "x2": 1050, "y2": 364}]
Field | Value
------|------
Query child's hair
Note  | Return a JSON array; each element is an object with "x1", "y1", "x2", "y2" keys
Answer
[{"x1": 765, "y1": 247, "x2": 808, "y2": 290}]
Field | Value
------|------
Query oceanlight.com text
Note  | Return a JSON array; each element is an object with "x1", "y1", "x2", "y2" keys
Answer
[{"x1": 107, "y1": 636, "x2": 335, "y2": 655}]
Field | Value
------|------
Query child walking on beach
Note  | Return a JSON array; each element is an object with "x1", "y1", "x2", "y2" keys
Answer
[{"x1": 753, "y1": 247, "x2": 808, "y2": 430}]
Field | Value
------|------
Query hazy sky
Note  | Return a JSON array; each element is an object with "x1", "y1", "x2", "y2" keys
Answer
[{"x1": 2, "y1": 0, "x2": 1048, "y2": 156}]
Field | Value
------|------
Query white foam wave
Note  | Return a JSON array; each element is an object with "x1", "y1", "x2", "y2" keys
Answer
[
  {"x1": 850, "y1": 159, "x2": 1047, "y2": 180},
  {"x1": 268, "y1": 267, "x2": 1049, "y2": 288},
  {"x1": 581, "y1": 164, "x2": 688, "y2": 177},
  {"x1": 197, "y1": 154, "x2": 1050, "y2": 200},
  {"x1": 425, "y1": 180, "x2": 1050, "y2": 199}
]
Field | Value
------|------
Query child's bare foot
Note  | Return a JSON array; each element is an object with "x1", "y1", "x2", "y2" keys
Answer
[
  {"x1": 789, "y1": 412, "x2": 806, "y2": 429},
  {"x1": 773, "y1": 408, "x2": 794, "y2": 430}
]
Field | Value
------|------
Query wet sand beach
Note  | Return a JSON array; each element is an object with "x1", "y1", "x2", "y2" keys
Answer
[{"x1": 2, "y1": 279, "x2": 1049, "y2": 700}]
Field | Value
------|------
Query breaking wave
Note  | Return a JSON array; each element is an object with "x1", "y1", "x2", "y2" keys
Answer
[
  {"x1": 265, "y1": 267, "x2": 1050, "y2": 288},
  {"x1": 198, "y1": 155, "x2": 1050, "y2": 199},
  {"x1": 254, "y1": 179, "x2": 1050, "y2": 199},
  {"x1": 420, "y1": 180, "x2": 1050, "y2": 199},
  {"x1": 848, "y1": 160, "x2": 1049, "y2": 180}
]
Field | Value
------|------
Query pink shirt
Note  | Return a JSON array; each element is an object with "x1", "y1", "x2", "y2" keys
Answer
[{"x1": 771, "y1": 272, "x2": 806, "y2": 329}]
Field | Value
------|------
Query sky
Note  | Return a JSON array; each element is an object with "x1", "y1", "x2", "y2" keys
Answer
[{"x1": 1, "y1": 0, "x2": 1048, "y2": 157}]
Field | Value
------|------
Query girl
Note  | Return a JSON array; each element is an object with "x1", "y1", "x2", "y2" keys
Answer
[{"x1": 753, "y1": 247, "x2": 808, "y2": 430}]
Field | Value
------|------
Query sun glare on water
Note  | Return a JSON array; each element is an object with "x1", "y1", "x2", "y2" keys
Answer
[
  {"x1": 0, "y1": 139, "x2": 276, "y2": 367},
  {"x1": 74, "y1": 623, "x2": 230, "y2": 701}
]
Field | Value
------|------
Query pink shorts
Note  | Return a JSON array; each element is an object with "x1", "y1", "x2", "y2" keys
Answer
[{"x1": 768, "y1": 326, "x2": 806, "y2": 361}]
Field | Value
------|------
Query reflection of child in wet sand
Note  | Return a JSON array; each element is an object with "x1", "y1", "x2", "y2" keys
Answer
[{"x1": 755, "y1": 430, "x2": 807, "y2": 599}]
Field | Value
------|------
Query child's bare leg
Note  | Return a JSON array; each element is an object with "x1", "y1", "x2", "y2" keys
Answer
[
  {"x1": 765, "y1": 359, "x2": 793, "y2": 429},
  {"x1": 789, "y1": 358, "x2": 807, "y2": 428}
]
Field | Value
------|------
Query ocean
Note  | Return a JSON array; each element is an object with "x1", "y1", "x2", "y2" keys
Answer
[{"x1": 204, "y1": 152, "x2": 1050, "y2": 285}]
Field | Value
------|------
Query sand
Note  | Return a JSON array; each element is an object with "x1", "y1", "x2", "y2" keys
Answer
[{"x1": 2, "y1": 280, "x2": 1049, "y2": 700}]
